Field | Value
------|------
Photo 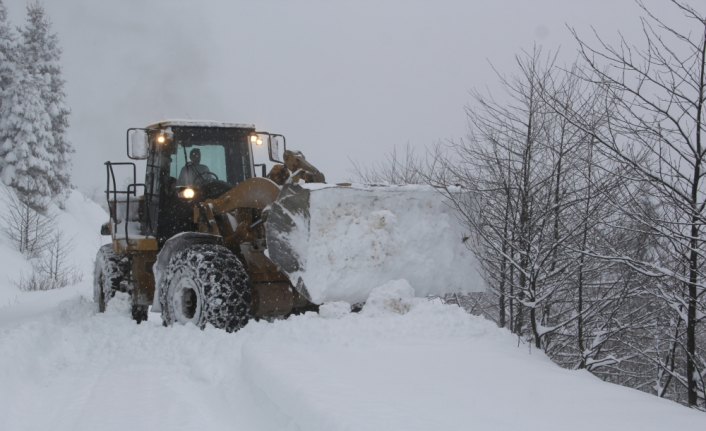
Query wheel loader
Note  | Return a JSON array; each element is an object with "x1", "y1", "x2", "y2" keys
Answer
[
  {"x1": 95, "y1": 120, "x2": 326, "y2": 330},
  {"x1": 95, "y1": 120, "x2": 482, "y2": 331}
]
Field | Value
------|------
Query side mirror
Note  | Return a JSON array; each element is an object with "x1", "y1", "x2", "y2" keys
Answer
[
  {"x1": 126, "y1": 128, "x2": 149, "y2": 160},
  {"x1": 268, "y1": 134, "x2": 286, "y2": 163}
]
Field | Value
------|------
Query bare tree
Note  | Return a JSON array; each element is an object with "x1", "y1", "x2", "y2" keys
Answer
[
  {"x1": 36, "y1": 231, "x2": 81, "y2": 289},
  {"x1": 0, "y1": 185, "x2": 52, "y2": 257},
  {"x1": 350, "y1": 144, "x2": 427, "y2": 185},
  {"x1": 346, "y1": 1, "x2": 706, "y2": 408},
  {"x1": 562, "y1": 0, "x2": 706, "y2": 407},
  {"x1": 14, "y1": 231, "x2": 82, "y2": 291},
  {"x1": 1, "y1": 186, "x2": 81, "y2": 291},
  {"x1": 430, "y1": 49, "x2": 620, "y2": 352}
]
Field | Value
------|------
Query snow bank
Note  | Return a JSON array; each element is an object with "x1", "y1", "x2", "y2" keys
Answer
[
  {"x1": 0, "y1": 185, "x2": 108, "y2": 307},
  {"x1": 270, "y1": 184, "x2": 484, "y2": 304},
  {"x1": 241, "y1": 286, "x2": 705, "y2": 431},
  {"x1": 0, "y1": 185, "x2": 33, "y2": 305},
  {"x1": 54, "y1": 190, "x2": 111, "y2": 273}
]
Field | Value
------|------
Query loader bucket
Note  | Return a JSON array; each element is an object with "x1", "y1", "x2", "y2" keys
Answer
[
  {"x1": 265, "y1": 183, "x2": 484, "y2": 305},
  {"x1": 264, "y1": 184, "x2": 311, "y2": 277}
]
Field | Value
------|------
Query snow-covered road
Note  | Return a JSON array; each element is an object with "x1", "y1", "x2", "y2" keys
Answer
[
  {"x1": 0, "y1": 286, "x2": 273, "y2": 431},
  {"x1": 0, "y1": 281, "x2": 703, "y2": 431}
]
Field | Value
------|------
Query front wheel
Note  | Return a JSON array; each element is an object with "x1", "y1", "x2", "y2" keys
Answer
[{"x1": 160, "y1": 244, "x2": 251, "y2": 332}]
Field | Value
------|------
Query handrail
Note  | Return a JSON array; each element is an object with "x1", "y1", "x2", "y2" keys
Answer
[
  {"x1": 104, "y1": 161, "x2": 139, "y2": 242},
  {"x1": 125, "y1": 183, "x2": 146, "y2": 240}
]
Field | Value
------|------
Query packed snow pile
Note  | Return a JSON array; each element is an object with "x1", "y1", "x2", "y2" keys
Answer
[
  {"x1": 268, "y1": 183, "x2": 484, "y2": 304},
  {"x1": 361, "y1": 278, "x2": 419, "y2": 316}
]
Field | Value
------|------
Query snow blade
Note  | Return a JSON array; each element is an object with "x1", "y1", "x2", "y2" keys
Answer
[{"x1": 265, "y1": 183, "x2": 484, "y2": 305}]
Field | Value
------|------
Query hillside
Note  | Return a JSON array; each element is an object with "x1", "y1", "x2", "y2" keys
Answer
[{"x1": 0, "y1": 185, "x2": 107, "y2": 312}]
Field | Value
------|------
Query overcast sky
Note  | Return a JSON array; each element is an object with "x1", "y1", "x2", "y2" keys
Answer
[{"x1": 5, "y1": 0, "x2": 691, "y2": 196}]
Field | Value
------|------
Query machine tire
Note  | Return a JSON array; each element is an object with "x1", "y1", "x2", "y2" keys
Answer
[
  {"x1": 131, "y1": 304, "x2": 149, "y2": 323},
  {"x1": 93, "y1": 244, "x2": 128, "y2": 312},
  {"x1": 160, "y1": 244, "x2": 251, "y2": 332}
]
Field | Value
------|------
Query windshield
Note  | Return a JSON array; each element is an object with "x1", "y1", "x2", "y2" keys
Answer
[{"x1": 168, "y1": 127, "x2": 253, "y2": 186}]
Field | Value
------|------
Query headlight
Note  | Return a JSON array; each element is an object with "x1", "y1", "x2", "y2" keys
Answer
[
  {"x1": 179, "y1": 187, "x2": 195, "y2": 199},
  {"x1": 156, "y1": 129, "x2": 172, "y2": 144},
  {"x1": 250, "y1": 133, "x2": 264, "y2": 146}
]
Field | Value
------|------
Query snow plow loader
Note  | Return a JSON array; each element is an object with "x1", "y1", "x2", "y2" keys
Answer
[{"x1": 95, "y1": 120, "x2": 480, "y2": 331}]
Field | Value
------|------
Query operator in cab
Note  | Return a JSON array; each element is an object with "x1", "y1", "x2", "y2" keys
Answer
[{"x1": 178, "y1": 148, "x2": 211, "y2": 185}]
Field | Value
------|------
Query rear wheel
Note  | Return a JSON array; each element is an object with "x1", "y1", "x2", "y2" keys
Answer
[
  {"x1": 131, "y1": 303, "x2": 149, "y2": 323},
  {"x1": 93, "y1": 244, "x2": 128, "y2": 312},
  {"x1": 160, "y1": 244, "x2": 251, "y2": 332}
]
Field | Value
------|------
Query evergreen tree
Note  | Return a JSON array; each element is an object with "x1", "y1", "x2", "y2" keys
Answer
[
  {"x1": 19, "y1": 3, "x2": 71, "y2": 205},
  {"x1": 0, "y1": 0, "x2": 17, "y2": 181},
  {"x1": 0, "y1": 0, "x2": 16, "y2": 96},
  {"x1": 0, "y1": 68, "x2": 54, "y2": 211}
]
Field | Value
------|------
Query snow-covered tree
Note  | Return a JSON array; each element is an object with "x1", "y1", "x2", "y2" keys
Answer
[
  {"x1": 19, "y1": 3, "x2": 71, "y2": 205},
  {"x1": 0, "y1": 1, "x2": 16, "y2": 97},
  {"x1": 0, "y1": 0, "x2": 18, "y2": 183},
  {"x1": 0, "y1": 67, "x2": 54, "y2": 211},
  {"x1": 565, "y1": 0, "x2": 706, "y2": 408}
]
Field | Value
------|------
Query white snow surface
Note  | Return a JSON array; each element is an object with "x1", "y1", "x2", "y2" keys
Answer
[
  {"x1": 281, "y1": 184, "x2": 485, "y2": 304},
  {"x1": 0, "y1": 187, "x2": 704, "y2": 430},
  {"x1": 0, "y1": 185, "x2": 108, "y2": 308}
]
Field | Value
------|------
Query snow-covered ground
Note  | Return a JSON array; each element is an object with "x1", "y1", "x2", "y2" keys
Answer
[
  {"x1": 0, "y1": 185, "x2": 107, "y2": 308},
  {"x1": 0, "y1": 188, "x2": 703, "y2": 431}
]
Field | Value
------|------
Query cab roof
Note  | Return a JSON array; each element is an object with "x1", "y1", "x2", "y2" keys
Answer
[{"x1": 146, "y1": 119, "x2": 256, "y2": 130}]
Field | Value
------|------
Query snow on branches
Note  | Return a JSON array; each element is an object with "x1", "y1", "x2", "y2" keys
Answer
[{"x1": 0, "y1": 1, "x2": 71, "y2": 211}]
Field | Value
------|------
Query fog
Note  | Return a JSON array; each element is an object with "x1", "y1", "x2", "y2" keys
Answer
[{"x1": 5, "y1": 0, "x2": 683, "y2": 196}]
